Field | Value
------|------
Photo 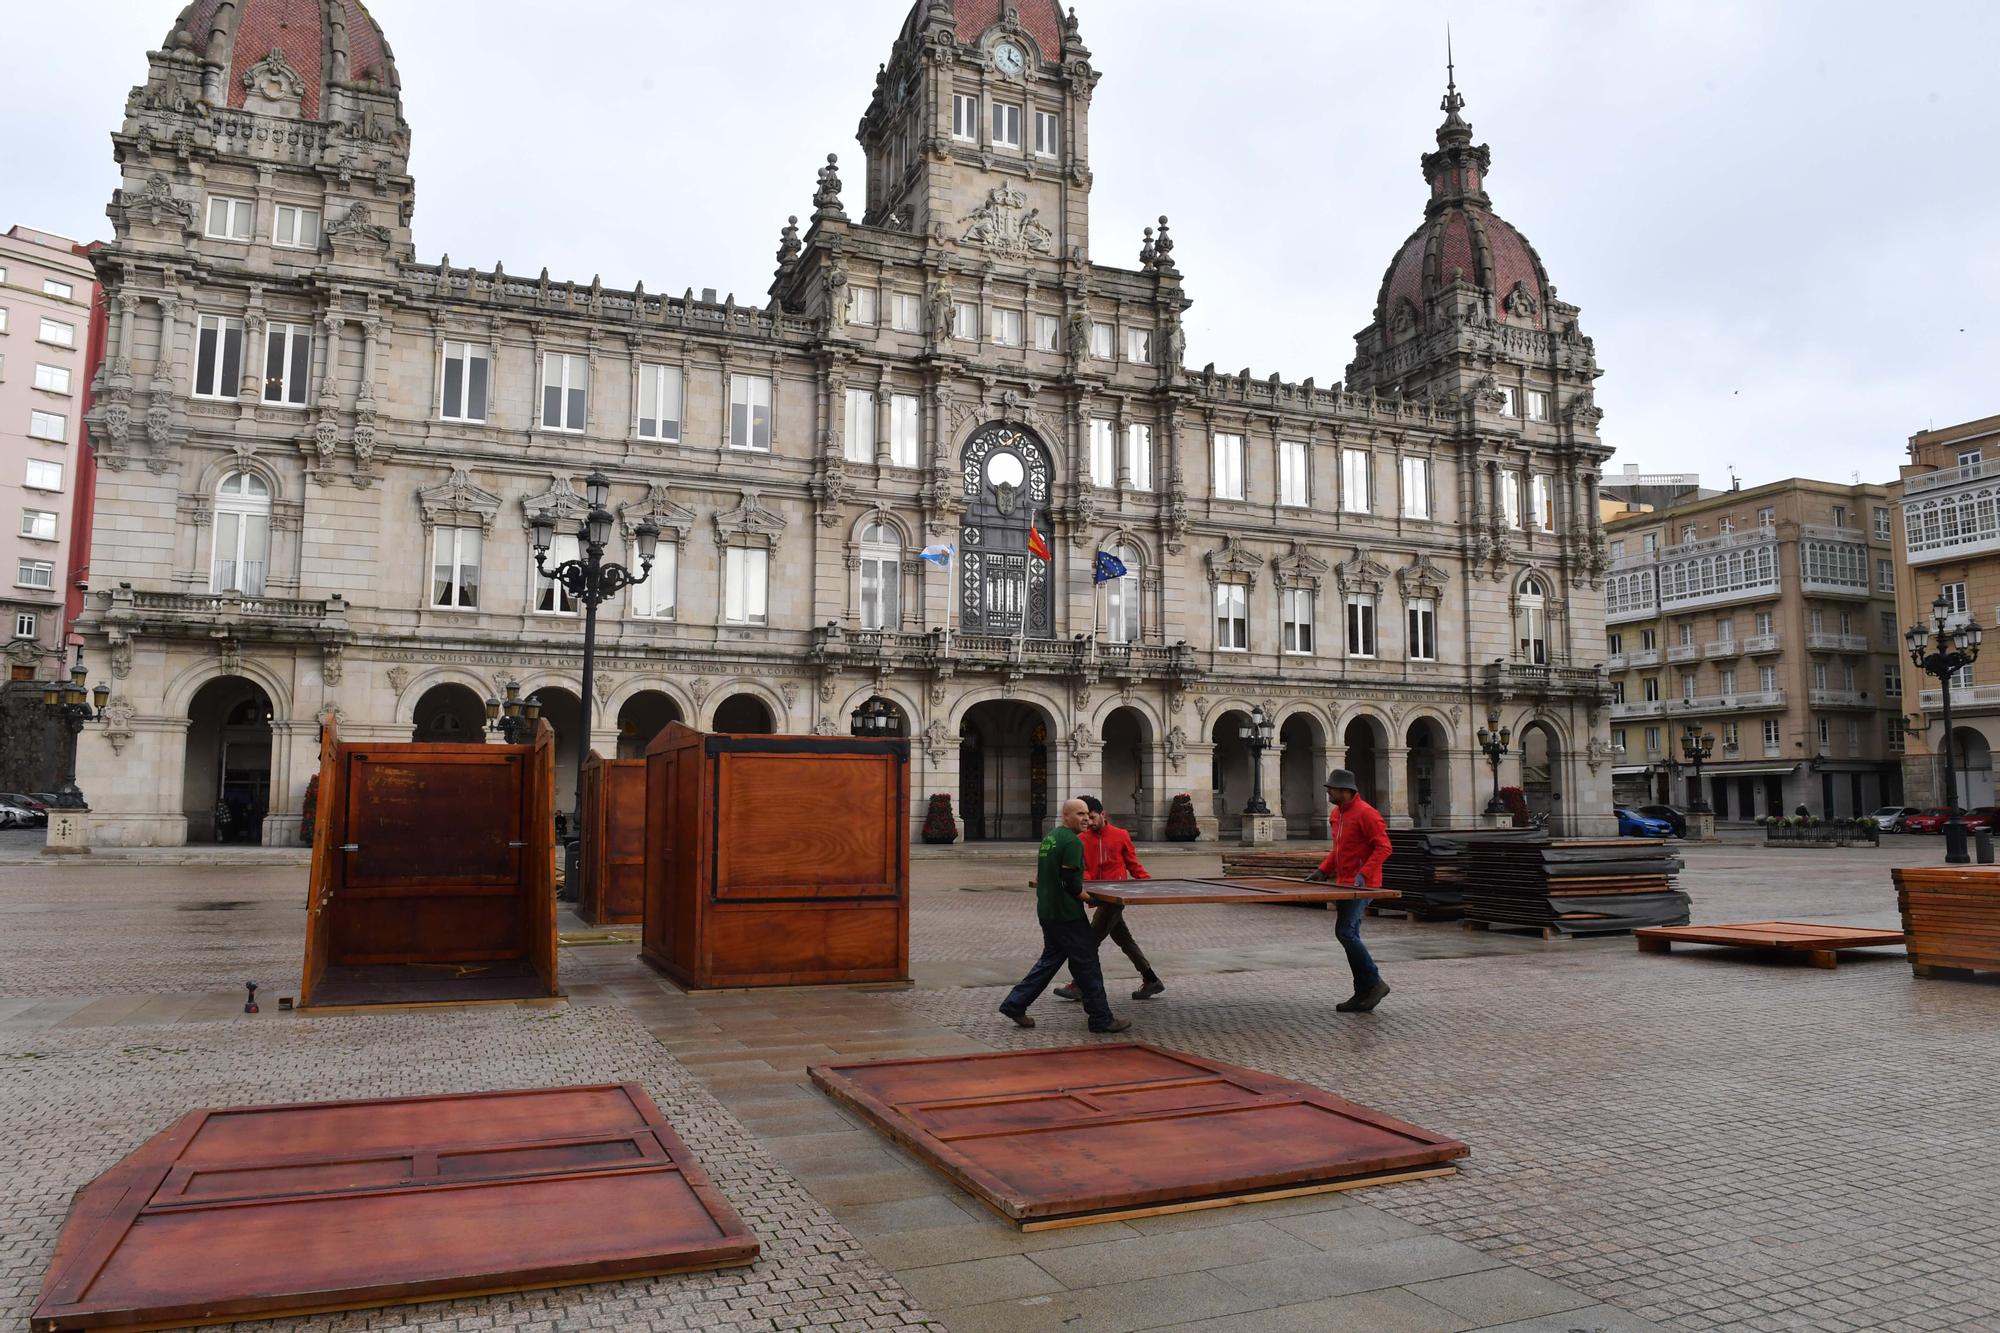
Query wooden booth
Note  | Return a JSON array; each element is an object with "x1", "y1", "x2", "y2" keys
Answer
[
  {"x1": 300, "y1": 720, "x2": 559, "y2": 1008},
  {"x1": 641, "y1": 722, "x2": 909, "y2": 989},
  {"x1": 578, "y1": 752, "x2": 646, "y2": 925}
]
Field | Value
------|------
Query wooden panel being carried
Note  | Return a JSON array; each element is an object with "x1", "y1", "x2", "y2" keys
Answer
[
  {"x1": 300, "y1": 720, "x2": 558, "y2": 1008},
  {"x1": 810, "y1": 1043, "x2": 1466, "y2": 1229},
  {"x1": 1892, "y1": 866, "x2": 2000, "y2": 978},
  {"x1": 31, "y1": 1083, "x2": 758, "y2": 1331},
  {"x1": 1635, "y1": 921, "x2": 1905, "y2": 969},
  {"x1": 578, "y1": 752, "x2": 647, "y2": 925},
  {"x1": 641, "y1": 722, "x2": 909, "y2": 989},
  {"x1": 1084, "y1": 878, "x2": 1398, "y2": 907}
]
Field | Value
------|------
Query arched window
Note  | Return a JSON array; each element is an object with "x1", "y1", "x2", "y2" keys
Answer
[
  {"x1": 859, "y1": 521, "x2": 901, "y2": 630},
  {"x1": 212, "y1": 472, "x2": 271, "y2": 596},
  {"x1": 1517, "y1": 576, "x2": 1548, "y2": 665},
  {"x1": 1104, "y1": 543, "x2": 1141, "y2": 643}
]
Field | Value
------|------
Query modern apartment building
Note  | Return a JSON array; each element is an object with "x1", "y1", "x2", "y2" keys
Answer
[
  {"x1": 1602, "y1": 478, "x2": 1902, "y2": 818},
  {"x1": 1893, "y1": 412, "x2": 2000, "y2": 809},
  {"x1": 0, "y1": 226, "x2": 97, "y2": 679}
]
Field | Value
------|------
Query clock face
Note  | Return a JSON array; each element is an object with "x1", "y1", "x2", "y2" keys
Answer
[{"x1": 993, "y1": 42, "x2": 1025, "y2": 75}]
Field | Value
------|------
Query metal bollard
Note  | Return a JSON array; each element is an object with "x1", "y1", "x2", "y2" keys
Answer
[{"x1": 1977, "y1": 829, "x2": 1995, "y2": 865}]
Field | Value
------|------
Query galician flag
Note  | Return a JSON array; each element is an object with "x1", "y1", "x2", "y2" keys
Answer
[
  {"x1": 919, "y1": 543, "x2": 954, "y2": 567},
  {"x1": 1027, "y1": 525, "x2": 1052, "y2": 562},
  {"x1": 1092, "y1": 549, "x2": 1128, "y2": 583}
]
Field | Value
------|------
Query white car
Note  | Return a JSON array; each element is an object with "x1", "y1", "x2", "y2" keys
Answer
[{"x1": 1869, "y1": 805, "x2": 1921, "y2": 833}]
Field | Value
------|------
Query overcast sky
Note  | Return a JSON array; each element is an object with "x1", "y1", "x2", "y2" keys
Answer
[{"x1": 4, "y1": 1, "x2": 1992, "y2": 490}]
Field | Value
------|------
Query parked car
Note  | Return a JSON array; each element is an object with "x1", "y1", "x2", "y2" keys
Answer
[
  {"x1": 0, "y1": 806, "x2": 21, "y2": 829},
  {"x1": 1961, "y1": 807, "x2": 2000, "y2": 832},
  {"x1": 0, "y1": 800, "x2": 40, "y2": 829},
  {"x1": 1634, "y1": 804, "x2": 1689, "y2": 839},
  {"x1": 1902, "y1": 807, "x2": 1965, "y2": 834},
  {"x1": 0, "y1": 793, "x2": 48, "y2": 827},
  {"x1": 1870, "y1": 805, "x2": 1922, "y2": 833},
  {"x1": 1615, "y1": 806, "x2": 1676, "y2": 837}
]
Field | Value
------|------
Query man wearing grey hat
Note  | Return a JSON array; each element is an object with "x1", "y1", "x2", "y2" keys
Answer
[{"x1": 1304, "y1": 768, "x2": 1392, "y2": 1012}]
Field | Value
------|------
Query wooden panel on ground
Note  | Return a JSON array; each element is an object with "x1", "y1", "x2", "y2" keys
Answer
[
  {"x1": 578, "y1": 752, "x2": 647, "y2": 925},
  {"x1": 809, "y1": 1043, "x2": 1466, "y2": 1228},
  {"x1": 1892, "y1": 866, "x2": 2000, "y2": 978},
  {"x1": 1463, "y1": 837, "x2": 1690, "y2": 937},
  {"x1": 1634, "y1": 921, "x2": 1905, "y2": 969},
  {"x1": 300, "y1": 720, "x2": 558, "y2": 1009},
  {"x1": 31, "y1": 1083, "x2": 758, "y2": 1331},
  {"x1": 1083, "y1": 878, "x2": 1398, "y2": 907},
  {"x1": 641, "y1": 722, "x2": 910, "y2": 990}
]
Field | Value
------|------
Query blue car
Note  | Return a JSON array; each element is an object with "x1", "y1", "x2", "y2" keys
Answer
[{"x1": 1614, "y1": 806, "x2": 1674, "y2": 838}]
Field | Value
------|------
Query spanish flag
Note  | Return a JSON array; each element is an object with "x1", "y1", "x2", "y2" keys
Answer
[{"x1": 1027, "y1": 525, "x2": 1052, "y2": 562}]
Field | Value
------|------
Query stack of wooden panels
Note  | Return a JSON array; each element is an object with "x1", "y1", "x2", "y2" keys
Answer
[
  {"x1": 1463, "y1": 838, "x2": 1689, "y2": 937},
  {"x1": 1381, "y1": 827, "x2": 1548, "y2": 917},
  {"x1": 1218, "y1": 848, "x2": 1326, "y2": 879},
  {"x1": 1892, "y1": 866, "x2": 2000, "y2": 978}
]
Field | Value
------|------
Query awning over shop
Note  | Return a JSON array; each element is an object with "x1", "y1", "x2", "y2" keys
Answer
[
  {"x1": 1611, "y1": 765, "x2": 1655, "y2": 776},
  {"x1": 1701, "y1": 763, "x2": 1799, "y2": 777}
]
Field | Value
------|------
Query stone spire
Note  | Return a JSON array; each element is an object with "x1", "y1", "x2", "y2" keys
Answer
[{"x1": 1420, "y1": 40, "x2": 1491, "y2": 211}]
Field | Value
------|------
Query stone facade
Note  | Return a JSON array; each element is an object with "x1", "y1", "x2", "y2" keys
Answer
[{"x1": 72, "y1": 0, "x2": 1617, "y2": 846}]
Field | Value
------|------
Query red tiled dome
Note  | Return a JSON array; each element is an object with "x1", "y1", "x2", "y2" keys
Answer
[
  {"x1": 170, "y1": 0, "x2": 397, "y2": 120},
  {"x1": 900, "y1": 0, "x2": 1070, "y2": 63}
]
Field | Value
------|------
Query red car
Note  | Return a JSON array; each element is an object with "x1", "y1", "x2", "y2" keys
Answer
[
  {"x1": 1903, "y1": 807, "x2": 1966, "y2": 834},
  {"x1": 1962, "y1": 807, "x2": 2000, "y2": 832}
]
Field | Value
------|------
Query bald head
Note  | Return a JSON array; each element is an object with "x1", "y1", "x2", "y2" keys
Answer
[{"x1": 1059, "y1": 798, "x2": 1089, "y2": 830}]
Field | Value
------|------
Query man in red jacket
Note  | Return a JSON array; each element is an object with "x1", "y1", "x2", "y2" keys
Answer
[
  {"x1": 1304, "y1": 768, "x2": 1392, "y2": 1013},
  {"x1": 1055, "y1": 795, "x2": 1167, "y2": 1001}
]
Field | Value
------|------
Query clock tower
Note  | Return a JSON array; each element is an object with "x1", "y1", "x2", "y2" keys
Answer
[{"x1": 858, "y1": 0, "x2": 1097, "y2": 263}]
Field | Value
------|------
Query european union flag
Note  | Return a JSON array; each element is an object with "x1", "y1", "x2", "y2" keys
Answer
[{"x1": 1093, "y1": 550, "x2": 1128, "y2": 584}]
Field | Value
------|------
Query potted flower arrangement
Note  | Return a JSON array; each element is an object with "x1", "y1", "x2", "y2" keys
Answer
[
  {"x1": 1165, "y1": 794, "x2": 1201, "y2": 841},
  {"x1": 920, "y1": 793, "x2": 958, "y2": 844}
]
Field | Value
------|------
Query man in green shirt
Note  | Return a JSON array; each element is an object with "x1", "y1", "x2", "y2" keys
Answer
[{"x1": 999, "y1": 798, "x2": 1130, "y2": 1033}]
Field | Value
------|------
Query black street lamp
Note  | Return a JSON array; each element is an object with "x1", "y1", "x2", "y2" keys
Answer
[
  {"x1": 1477, "y1": 709, "x2": 1513, "y2": 815},
  {"x1": 1907, "y1": 592, "x2": 1984, "y2": 864},
  {"x1": 484, "y1": 680, "x2": 542, "y2": 745},
  {"x1": 530, "y1": 472, "x2": 659, "y2": 895},
  {"x1": 1238, "y1": 704, "x2": 1275, "y2": 816},
  {"x1": 850, "y1": 697, "x2": 900, "y2": 737},
  {"x1": 40, "y1": 645, "x2": 110, "y2": 810},
  {"x1": 1679, "y1": 725, "x2": 1715, "y2": 813}
]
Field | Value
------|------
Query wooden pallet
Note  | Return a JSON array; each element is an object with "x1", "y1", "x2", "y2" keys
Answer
[
  {"x1": 1891, "y1": 867, "x2": 2000, "y2": 979},
  {"x1": 1634, "y1": 921, "x2": 1905, "y2": 969}
]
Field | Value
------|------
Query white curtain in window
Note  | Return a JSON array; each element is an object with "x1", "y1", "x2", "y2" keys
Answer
[{"x1": 211, "y1": 472, "x2": 271, "y2": 596}]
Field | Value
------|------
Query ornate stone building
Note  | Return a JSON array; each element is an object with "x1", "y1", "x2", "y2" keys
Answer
[{"x1": 73, "y1": 0, "x2": 1616, "y2": 846}]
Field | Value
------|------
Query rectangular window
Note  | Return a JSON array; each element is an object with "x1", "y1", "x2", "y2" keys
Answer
[
  {"x1": 1502, "y1": 469, "x2": 1523, "y2": 529},
  {"x1": 1871, "y1": 558, "x2": 1893, "y2": 592},
  {"x1": 429, "y1": 526, "x2": 482, "y2": 609},
  {"x1": 1756, "y1": 611, "x2": 1773, "y2": 635},
  {"x1": 1720, "y1": 668, "x2": 1737, "y2": 693},
  {"x1": 205, "y1": 195, "x2": 253, "y2": 240},
  {"x1": 1090, "y1": 321, "x2": 1114, "y2": 360},
  {"x1": 1842, "y1": 663, "x2": 1857, "y2": 691},
  {"x1": 1810, "y1": 608, "x2": 1825, "y2": 634},
  {"x1": 38, "y1": 317, "x2": 74, "y2": 347},
  {"x1": 20, "y1": 509, "x2": 57, "y2": 541},
  {"x1": 28, "y1": 410, "x2": 65, "y2": 443},
  {"x1": 1035, "y1": 109, "x2": 1059, "y2": 157},
  {"x1": 43, "y1": 278, "x2": 73, "y2": 300},
  {"x1": 1888, "y1": 716, "x2": 1906, "y2": 754},
  {"x1": 1832, "y1": 505, "x2": 1847, "y2": 527},
  {"x1": 1760, "y1": 664, "x2": 1778, "y2": 692},
  {"x1": 1645, "y1": 726, "x2": 1662, "y2": 753},
  {"x1": 272, "y1": 204, "x2": 320, "y2": 249},
  {"x1": 1717, "y1": 617, "x2": 1735, "y2": 641},
  {"x1": 1211, "y1": 432, "x2": 1244, "y2": 500},
  {"x1": 541, "y1": 352, "x2": 588, "y2": 431},
  {"x1": 1279, "y1": 440, "x2": 1308, "y2": 507},
  {"x1": 892, "y1": 292, "x2": 922, "y2": 332},
  {"x1": 1283, "y1": 589, "x2": 1315, "y2": 655},
  {"x1": 1526, "y1": 389, "x2": 1550, "y2": 421},
  {"x1": 25, "y1": 459, "x2": 63, "y2": 491},
  {"x1": 953, "y1": 301, "x2": 979, "y2": 340},
  {"x1": 989, "y1": 308, "x2": 1023, "y2": 346},
  {"x1": 1531, "y1": 474, "x2": 1555, "y2": 531},
  {"x1": 1125, "y1": 423, "x2": 1153, "y2": 490},
  {"x1": 1881, "y1": 610, "x2": 1896, "y2": 644},
  {"x1": 725, "y1": 547, "x2": 769, "y2": 625},
  {"x1": 890, "y1": 394, "x2": 920, "y2": 468},
  {"x1": 1959, "y1": 449, "x2": 1983, "y2": 467},
  {"x1": 1034, "y1": 313, "x2": 1060, "y2": 352},
  {"x1": 1408, "y1": 596, "x2": 1437, "y2": 661},
  {"x1": 1499, "y1": 386, "x2": 1518, "y2": 417},
  {"x1": 1680, "y1": 671, "x2": 1697, "y2": 702},
  {"x1": 1613, "y1": 681, "x2": 1627, "y2": 704},
  {"x1": 728, "y1": 373, "x2": 772, "y2": 451},
  {"x1": 1612, "y1": 728, "x2": 1627, "y2": 752},
  {"x1": 991, "y1": 102, "x2": 1022, "y2": 149},
  {"x1": 1681, "y1": 524, "x2": 1698, "y2": 543},
  {"x1": 1941, "y1": 581, "x2": 1969, "y2": 616},
  {"x1": 1607, "y1": 632, "x2": 1623, "y2": 654},
  {"x1": 193, "y1": 314, "x2": 244, "y2": 398},
  {"x1": 1812, "y1": 661, "x2": 1828, "y2": 690},
  {"x1": 261, "y1": 321, "x2": 311, "y2": 406},
  {"x1": 844, "y1": 387, "x2": 874, "y2": 463},
  {"x1": 1641, "y1": 628, "x2": 1656, "y2": 650},
  {"x1": 16, "y1": 559, "x2": 54, "y2": 590},
  {"x1": 1720, "y1": 517, "x2": 1734, "y2": 533},
  {"x1": 1643, "y1": 677, "x2": 1660, "y2": 701},
  {"x1": 1757, "y1": 505, "x2": 1775, "y2": 524},
  {"x1": 1126, "y1": 327, "x2": 1152, "y2": 364},
  {"x1": 952, "y1": 94, "x2": 978, "y2": 141},
  {"x1": 1342, "y1": 449, "x2": 1371, "y2": 513},
  {"x1": 534, "y1": 534, "x2": 580, "y2": 614},
  {"x1": 846, "y1": 285, "x2": 878, "y2": 327},
  {"x1": 1678, "y1": 621, "x2": 1694, "y2": 646},
  {"x1": 629, "y1": 541, "x2": 678, "y2": 620},
  {"x1": 1873, "y1": 506, "x2": 1891, "y2": 541},
  {"x1": 33, "y1": 364, "x2": 71, "y2": 395},
  {"x1": 439, "y1": 341, "x2": 490, "y2": 422},
  {"x1": 1764, "y1": 718, "x2": 1782, "y2": 748},
  {"x1": 860, "y1": 549, "x2": 900, "y2": 632},
  {"x1": 637, "y1": 362, "x2": 682, "y2": 441},
  {"x1": 1215, "y1": 582, "x2": 1248, "y2": 651},
  {"x1": 1610, "y1": 539, "x2": 1625, "y2": 560},
  {"x1": 13, "y1": 612, "x2": 35, "y2": 640},
  {"x1": 1345, "y1": 594, "x2": 1377, "y2": 658},
  {"x1": 1401, "y1": 455, "x2": 1431, "y2": 519},
  {"x1": 1642, "y1": 532, "x2": 1657, "y2": 554},
  {"x1": 1817, "y1": 717, "x2": 1831, "y2": 749},
  {"x1": 1723, "y1": 721, "x2": 1739, "y2": 749},
  {"x1": 1089, "y1": 418, "x2": 1115, "y2": 487}
]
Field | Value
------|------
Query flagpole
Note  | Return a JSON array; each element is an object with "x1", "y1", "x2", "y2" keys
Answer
[{"x1": 946, "y1": 544, "x2": 956, "y2": 654}]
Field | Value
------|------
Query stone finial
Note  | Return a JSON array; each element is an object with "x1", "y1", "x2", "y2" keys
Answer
[
  {"x1": 1139, "y1": 226, "x2": 1156, "y2": 270},
  {"x1": 776, "y1": 215, "x2": 802, "y2": 265},
  {"x1": 813, "y1": 154, "x2": 845, "y2": 216},
  {"x1": 1153, "y1": 216, "x2": 1176, "y2": 270}
]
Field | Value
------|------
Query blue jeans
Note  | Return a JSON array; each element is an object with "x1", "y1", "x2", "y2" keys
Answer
[
  {"x1": 1334, "y1": 894, "x2": 1382, "y2": 992},
  {"x1": 1002, "y1": 918, "x2": 1116, "y2": 1030}
]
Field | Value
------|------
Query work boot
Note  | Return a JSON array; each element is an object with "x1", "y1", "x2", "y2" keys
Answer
[
  {"x1": 1336, "y1": 980, "x2": 1391, "y2": 1013},
  {"x1": 1089, "y1": 1017, "x2": 1132, "y2": 1034},
  {"x1": 1132, "y1": 976, "x2": 1166, "y2": 1000},
  {"x1": 999, "y1": 1005, "x2": 1035, "y2": 1028},
  {"x1": 1053, "y1": 982, "x2": 1081, "y2": 1001}
]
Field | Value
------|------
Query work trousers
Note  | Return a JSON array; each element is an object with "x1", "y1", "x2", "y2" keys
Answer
[
  {"x1": 1333, "y1": 887, "x2": 1382, "y2": 992},
  {"x1": 1002, "y1": 917, "x2": 1116, "y2": 1030},
  {"x1": 1090, "y1": 903, "x2": 1156, "y2": 978}
]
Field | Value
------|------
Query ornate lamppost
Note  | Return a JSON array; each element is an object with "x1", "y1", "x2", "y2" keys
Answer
[
  {"x1": 1679, "y1": 725, "x2": 1715, "y2": 813},
  {"x1": 484, "y1": 680, "x2": 542, "y2": 745},
  {"x1": 530, "y1": 472, "x2": 659, "y2": 895},
  {"x1": 1907, "y1": 592, "x2": 1983, "y2": 864},
  {"x1": 1477, "y1": 709, "x2": 1513, "y2": 815},
  {"x1": 40, "y1": 645, "x2": 110, "y2": 809},
  {"x1": 850, "y1": 697, "x2": 900, "y2": 737},
  {"x1": 1238, "y1": 703, "x2": 1274, "y2": 816}
]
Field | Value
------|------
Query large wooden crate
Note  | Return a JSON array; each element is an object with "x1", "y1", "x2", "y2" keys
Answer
[
  {"x1": 300, "y1": 720, "x2": 559, "y2": 1008},
  {"x1": 1892, "y1": 866, "x2": 2000, "y2": 978},
  {"x1": 578, "y1": 752, "x2": 646, "y2": 926},
  {"x1": 641, "y1": 722, "x2": 909, "y2": 989}
]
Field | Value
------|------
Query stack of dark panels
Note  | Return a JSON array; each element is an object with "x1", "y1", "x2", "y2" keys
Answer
[
  {"x1": 1464, "y1": 838, "x2": 1689, "y2": 936},
  {"x1": 1381, "y1": 827, "x2": 1549, "y2": 918}
]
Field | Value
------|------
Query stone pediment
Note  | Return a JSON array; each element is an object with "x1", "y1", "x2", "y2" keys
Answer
[
  {"x1": 619, "y1": 483, "x2": 696, "y2": 543},
  {"x1": 1335, "y1": 545, "x2": 1391, "y2": 596},
  {"x1": 116, "y1": 175, "x2": 196, "y2": 234},
  {"x1": 1397, "y1": 552, "x2": 1451, "y2": 600},
  {"x1": 325, "y1": 202, "x2": 392, "y2": 253},
  {"x1": 416, "y1": 467, "x2": 501, "y2": 532},
  {"x1": 714, "y1": 488, "x2": 789, "y2": 548},
  {"x1": 960, "y1": 184, "x2": 1055, "y2": 260},
  {"x1": 1203, "y1": 535, "x2": 1265, "y2": 588},
  {"x1": 520, "y1": 474, "x2": 588, "y2": 529},
  {"x1": 1271, "y1": 541, "x2": 1330, "y2": 591},
  {"x1": 240, "y1": 47, "x2": 307, "y2": 117}
]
